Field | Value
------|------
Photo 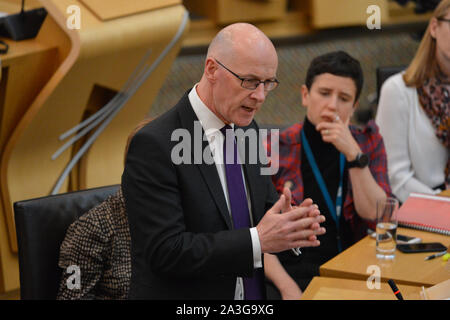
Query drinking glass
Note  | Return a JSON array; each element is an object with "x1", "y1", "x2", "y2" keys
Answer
[{"x1": 376, "y1": 197, "x2": 399, "y2": 259}]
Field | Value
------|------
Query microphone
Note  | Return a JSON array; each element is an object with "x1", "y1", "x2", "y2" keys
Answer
[{"x1": 0, "y1": 0, "x2": 47, "y2": 41}]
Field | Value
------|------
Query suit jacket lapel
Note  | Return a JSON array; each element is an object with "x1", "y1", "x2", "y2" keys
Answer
[{"x1": 176, "y1": 94, "x2": 232, "y2": 229}]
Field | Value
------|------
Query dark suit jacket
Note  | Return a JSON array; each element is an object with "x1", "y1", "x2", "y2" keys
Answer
[{"x1": 122, "y1": 92, "x2": 278, "y2": 299}]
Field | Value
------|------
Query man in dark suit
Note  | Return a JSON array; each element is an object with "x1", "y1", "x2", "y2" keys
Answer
[{"x1": 122, "y1": 23, "x2": 326, "y2": 300}]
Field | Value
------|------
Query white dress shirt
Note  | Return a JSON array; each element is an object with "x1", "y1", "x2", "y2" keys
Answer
[
  {"x1": 188, "y1": 85, "x2": 263, "y2": 300},
  {"x1": 376, "y1": 73, "x2": 448, "y2": 203}
]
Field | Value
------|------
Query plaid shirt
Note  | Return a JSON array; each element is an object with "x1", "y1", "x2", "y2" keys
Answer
[{"x1": 266, "y1": 120, "x2": 391, "y2": 240}]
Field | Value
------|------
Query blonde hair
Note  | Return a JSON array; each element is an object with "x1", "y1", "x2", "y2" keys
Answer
[{"x1": 403, "y1": 0, "x2": 450, "y2": 87}]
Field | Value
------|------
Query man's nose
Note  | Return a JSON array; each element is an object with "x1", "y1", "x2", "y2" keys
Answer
[{"x1": 251, "y1": 83, "x2": 266, "y2": 103}]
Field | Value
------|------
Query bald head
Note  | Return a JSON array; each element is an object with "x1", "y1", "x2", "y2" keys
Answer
[
  {"x1": 197, "y1": 23, "x2": 278, "y2": 127},
  {"x1": 207, "y1": 23, "x2": 277, "y2": 64}
]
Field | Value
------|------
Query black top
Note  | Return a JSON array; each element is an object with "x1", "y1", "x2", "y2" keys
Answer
[{"x1": 276, "y1": 116, "x2": 353, "y2": 291}]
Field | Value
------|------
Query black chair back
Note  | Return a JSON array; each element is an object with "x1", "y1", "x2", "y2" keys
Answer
[
  {"x1": 376, "y1": 66, "x2": 406, "y2": 102},
  {"x1": 14, "y1": 185, "x2": 120, "y2": 300}
]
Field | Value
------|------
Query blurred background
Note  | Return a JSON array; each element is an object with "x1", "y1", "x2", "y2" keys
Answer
[{"x1": 152, "y1": 0, "x2": 435, "y2": 127}]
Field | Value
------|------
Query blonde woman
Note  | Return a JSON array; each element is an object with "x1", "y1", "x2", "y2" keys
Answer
[{"x1": 376, "y1": 0, "x2": 450, "y2": 203}]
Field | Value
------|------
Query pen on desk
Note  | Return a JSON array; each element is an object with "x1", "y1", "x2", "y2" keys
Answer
[
  {"x1": 424, "y1": 251, "x2": 447, "y2": 261},
  {"x1": 388, "y1": 279, "x2": 404, "y2": 300}
]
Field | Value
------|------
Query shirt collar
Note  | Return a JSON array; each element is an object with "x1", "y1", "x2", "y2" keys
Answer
[{"x1": 188, "y1": 84, "x2": 234, "y2": 136}]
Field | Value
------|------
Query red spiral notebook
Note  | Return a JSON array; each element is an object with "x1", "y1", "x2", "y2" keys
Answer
[{"x1": 397, "y1": 193, "x2": 450, "y2": 235}]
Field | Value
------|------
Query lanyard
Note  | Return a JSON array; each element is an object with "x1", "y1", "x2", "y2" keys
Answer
[{"x1": 301, "y1": 130, "x2": 345, "y2": 252}]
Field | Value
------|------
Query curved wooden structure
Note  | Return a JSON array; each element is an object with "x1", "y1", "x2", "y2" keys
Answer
[{"x1": 0, "y1": 0, "x2": 189, "y2": 293}]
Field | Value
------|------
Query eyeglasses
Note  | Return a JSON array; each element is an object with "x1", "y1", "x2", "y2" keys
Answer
[
  {"x1": 437, "y1": 17, "x2": 450, "y2": 23},
  {"x1": 215, "y1": 59, "x2": 279, "y2": 91}
]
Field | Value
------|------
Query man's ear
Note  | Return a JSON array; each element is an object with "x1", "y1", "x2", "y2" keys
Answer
[
  {"x1": 301, "y1": 84, "x2": 309, "y2": 108},
  {"x1": 204, "y1": 57, "x2": 218, "y2": 83}
]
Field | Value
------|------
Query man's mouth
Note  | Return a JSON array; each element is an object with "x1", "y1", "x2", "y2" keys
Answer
[{"x1": 242, "y1": 106, "x2": 255, "y2": 112}]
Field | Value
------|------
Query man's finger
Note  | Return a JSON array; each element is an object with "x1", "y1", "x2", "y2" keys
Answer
[
  {"x1": 283, "y1": 205, "x2": 314, "y2": 221},
  {"x1": 299, "y1": 198, "x2": 313, "y2": 208},
  {"x1": 281, "y1": 187, "x2": 292, "y2": 213},
  {"x1": 269, "y1": 193, "x2": 287, "y2": 214},
  {"x1": 287, "y1": 227, "x2": 325, "y2": 244},
  {"x1": 287, "y1": 215, "x2": 325, "y2": 233},
  {"x1": 307, "y1": 205, "x2": 320, "y2": 218},
  {"x1": 313, "y1": 227, "x2": 326, "y2": 236},
  {"x1": 292, "y1": 239, "x2": 321, "y2": 248}
]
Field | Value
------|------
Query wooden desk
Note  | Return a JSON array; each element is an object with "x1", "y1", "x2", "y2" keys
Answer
[
  {"x1": 439, "y1": 189, "x2": 450, "y2": 197},
  {"x1": 320, "y1": 228, "x2": 450, "y2": 287},
  {"x1": 301, "y1": 277, "x2": 422, "y2": 300}
]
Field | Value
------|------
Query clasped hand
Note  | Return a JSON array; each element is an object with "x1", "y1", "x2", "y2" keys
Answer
[{"x1": 257, "y1": 187, "x2": 326, "y2": 254}]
